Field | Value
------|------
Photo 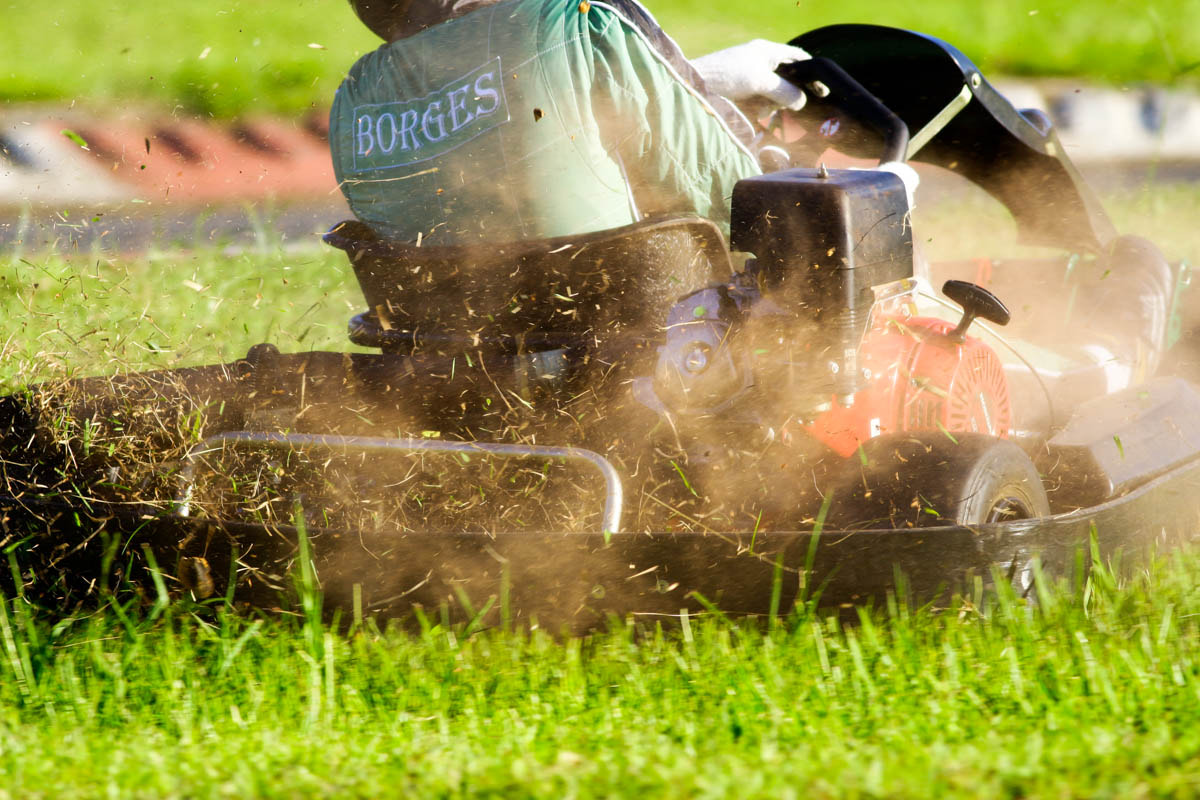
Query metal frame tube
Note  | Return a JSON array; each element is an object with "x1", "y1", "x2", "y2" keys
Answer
[{"x1": 174, "y1": 431, "x2": 624, "y2": 533}]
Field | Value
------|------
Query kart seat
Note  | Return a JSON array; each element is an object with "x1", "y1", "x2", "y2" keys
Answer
[{"x1": 324, "y1": 216, "x2": 734, "y2": 357}]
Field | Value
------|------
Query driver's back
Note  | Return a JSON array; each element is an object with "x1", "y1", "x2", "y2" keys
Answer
[{"x1": 329, "y1": 0, "x2": 759, "y2": 245}]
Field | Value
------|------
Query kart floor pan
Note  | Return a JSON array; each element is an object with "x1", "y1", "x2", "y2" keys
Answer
[
  {"x1": 167, "y1": 453, "x2": 1200, "y2": 626},
  {"x1": 3, "y1": 455, "x2": 1197, "y2": 630},
  {"x1": 3, "y1": 351, "x2": 1198, "y2": 629}
]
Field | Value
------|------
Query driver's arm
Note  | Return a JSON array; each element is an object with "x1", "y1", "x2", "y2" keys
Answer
[{"x1": 581, "y1": 3, "x2": 765, "y2": 232}]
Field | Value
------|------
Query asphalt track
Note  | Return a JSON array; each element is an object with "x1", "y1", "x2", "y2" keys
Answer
[
  {"x1": 2, "y1": 200, "x2": 349, "y2": 255},
  {"x1": 4, "y1": 161, "x2": 1198, "y2": 256}
]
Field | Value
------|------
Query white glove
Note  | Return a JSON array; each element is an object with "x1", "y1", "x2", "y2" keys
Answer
[{"x1": 692, "y1": 39, "x2": 811, "y2": 111}]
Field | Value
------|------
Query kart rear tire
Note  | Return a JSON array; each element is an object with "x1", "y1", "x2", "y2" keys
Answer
[{"x1": 825, "y1": 433, "x2": 1050, "y2": 529}]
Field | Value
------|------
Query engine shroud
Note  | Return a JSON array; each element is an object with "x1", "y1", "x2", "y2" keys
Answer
[
  {"x1": 730, "y1": 167, "x2": 914, "y2": 399},
  {"x1": 730, "y1": 167, "x2": 914, "y2": 317},
  {"x1": 807, "y1": 314, "x2": 1013, "y2": 457}
]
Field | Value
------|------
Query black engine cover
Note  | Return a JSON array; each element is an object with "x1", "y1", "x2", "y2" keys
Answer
[
  {"x1": 730, "y1": 167, "x2": 914, "y2": 397},
  {"x1": 729, "y1": 167, "x2": 914, "y2": 317}
]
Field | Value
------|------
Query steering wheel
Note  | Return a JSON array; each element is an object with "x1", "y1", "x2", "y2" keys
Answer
[{"x1": 765, "y1": 57, "x2": 910, "y2": 167}]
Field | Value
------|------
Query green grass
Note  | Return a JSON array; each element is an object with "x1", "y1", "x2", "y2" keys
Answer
[
  {"x1": 0, "y1": 243, "x2": 365, "y2": 390},
  {"x1": 1, "y1": 544, "x2": 1199, "y2": 797},
  {"x1": 7, "y1": 0, "x2": 1200, "y2": 118},
  {"x1": 3, "y1": 0, "x2": 378, "y2": 117}
]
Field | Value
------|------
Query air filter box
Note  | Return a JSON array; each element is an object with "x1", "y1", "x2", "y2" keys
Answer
[{"x1": 729, "y1": 167, "x2": 913, "y2": 319}]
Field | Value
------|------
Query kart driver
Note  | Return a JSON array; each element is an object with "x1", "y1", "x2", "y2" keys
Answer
[
  {"x1": 330, "y1": 1, "x2": 1175, "y2": 446},
  {"x1": 331, "y1": 0, "x2": 818, "y2": 245}
]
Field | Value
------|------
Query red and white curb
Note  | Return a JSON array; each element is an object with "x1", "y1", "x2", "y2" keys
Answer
[
  {"x1": 3, "y1": 78, "x2": 1200, "y2": 210},
  {"x1": 1, "y1": 110, "x2": 337, "y2": 208}
]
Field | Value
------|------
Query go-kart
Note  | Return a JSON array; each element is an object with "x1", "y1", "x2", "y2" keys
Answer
[{"x1": 2, "y1": 24, "x2": 1197, "y2": 626}]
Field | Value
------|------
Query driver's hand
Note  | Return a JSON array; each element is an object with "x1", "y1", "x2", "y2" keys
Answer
[{"x1": 692, "y1": 39, "x2": 811, "y2": 110}]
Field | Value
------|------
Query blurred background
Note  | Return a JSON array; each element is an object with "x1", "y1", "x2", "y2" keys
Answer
[{"x1": 5, "y1": 0, "x2": 1197, "y2": 117}]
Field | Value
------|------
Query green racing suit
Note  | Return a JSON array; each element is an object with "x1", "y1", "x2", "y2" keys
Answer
[{"x1": 329, "y1": 0, "x2": 762, "y2": 244}]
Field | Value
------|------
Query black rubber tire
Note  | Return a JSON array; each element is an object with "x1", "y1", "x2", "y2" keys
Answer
[{"x1": 825, "y1": 433, "x2": 1051, "y2": 529}]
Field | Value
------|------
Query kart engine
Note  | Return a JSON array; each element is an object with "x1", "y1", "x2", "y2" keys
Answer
[{"x1": 647, "y1": 167, "x2": 1013, "y2": 457}]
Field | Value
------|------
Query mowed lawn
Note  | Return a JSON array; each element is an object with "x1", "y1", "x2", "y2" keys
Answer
[{"x1": 5, "y1": 0, "x2": 1199, "y2": 117}]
